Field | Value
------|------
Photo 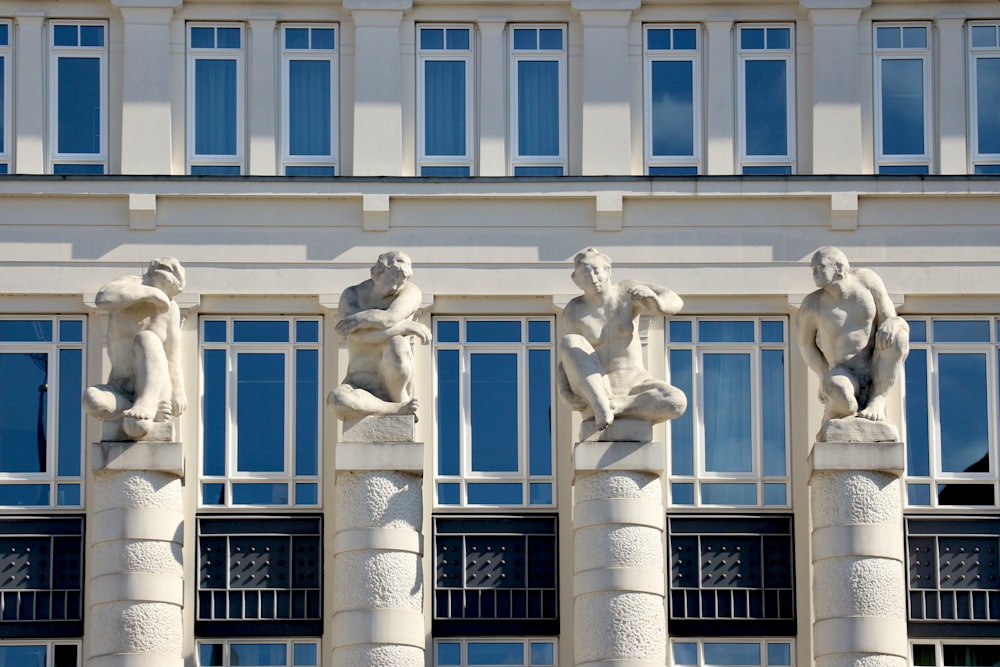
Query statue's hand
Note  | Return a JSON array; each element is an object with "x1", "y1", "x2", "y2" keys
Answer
[
  {"x1": 171, "y1": 394, "x2": 187, "y2": 416},
  {"x1": 876, "y1": 316, "x2": 908, "y2": 349},
  {"x1": 404, "y1": 321, "x2": 432, "y2": 345},
  {"x1": 626, "y1": 284, "x2": 656, "y2": 301}
]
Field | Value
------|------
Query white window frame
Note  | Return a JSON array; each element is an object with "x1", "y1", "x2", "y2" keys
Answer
[
  {"x1": 186, "y1": 22, "x2": 245, "y2": 175},
  {"x1": 667, "y1": 317, "x2": 790, "y2": 508},
  {"x1": 509, "y1": 24, "x2": 567, "y2": 176},
  {"x1": 0, "y1": 641, "x2": 82, "y2": 666},
  {"x1": 910, "y1": 639, "x2": 1000, "y2": 666},
  {"x1": 417, "y1": 23, "x2": 475, "y2": 176},
  {"x1": 434, "y1": 638, "x2": 558, "y2": 667},
  {"x1": 48, "y1": 20, "x2": 108, "y2": 174},
  {"x1": 670, "y1": 638, "x2": 795, "y2": 667},
  {"x1": 968, "y1": 21, "x2": 1000, "y2": 174},
  {"x1": 643, "y1": 24, "x2": 702, "y2": 175},
  {"x1": 280, "y1": 23, "x2": 338, "y2": 176},
  {"x1": 199, "y1": 317, "x2": 322, "y2": 509},
  {"x1": 196, "y1": 639, "x2": 320, "y2": 667},
  {"x1": 0, "y1": 20, "x2": 11, "y2": 174},
  {"x1": 736, "y1": 23, "x2": 796, "y2": 174},
  {"x1": 873, "y1": 22, "x2": 933, "y2": 173}
]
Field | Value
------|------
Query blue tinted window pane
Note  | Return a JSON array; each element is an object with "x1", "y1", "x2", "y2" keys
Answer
[
  {"x1": 528, "y1": 349, "x2": 552, "y2": 475},
  {"x1": 191, "y1": 27, "x2": 214, "y2": 49},
  {"x1": 467, "y1": 320, "x2": 521, "y2": 343},
  {"x1": 57, "y1": 483, "x2": 80, "y2": 505},
  {"x1": 531, "y1": 642, "x2": 554, "y2": 665},
  {"x1": 767, "y1": 28, "x2": 790, "y2": 49},
  {"x1": 58, "y1": 349, "x2": 82, "y2": 476},
  {"x1": 742, "y1": 165, "x2": 792, "y2": 175},
  {"x1": 767, "y1": 643, "x2": 791, "y2": 666},
  {"x1": 0, "y1": 484, "x2": 49, "y2": 506},
  {"x1": 0, "y1": 24, "x2": 7, "y2": 46},
  {"x1": 59, "y1": 319, "x2": 83, "y2": 343},
  {"x1": 933, "y1": 320, "x2": 991, "y2": 342},
  {"x1": 669, "y1": 350, "x2": 693, "y2": 475},
  {"x1": 513, "y1": 29, "x2": 536, "y2": 50},
  {"x1": 529, "y1": 482, "x2": 552, "y2": 505},
  {"x1": 761, "y1": 349, "x2": 786, "y2": 476},
  {"x1": 437, "y1": 349, "x2": 460, "y2": 475},
  {"x1": 518, "y1": 60, "x2": 560, "y2": 157},
  {"x1": 977, "y1": 59, "x2": 1000, "y2": 154},
  {"x1": 904, "y1": 349, "x2": 930, "y2": 476},
  {"x1": 0, "y1": 165, "x2": 7, "y2": 175},
  {"x1": 201, "y1": 483, "x2": 225, "y2": 505},
  {"x1": 294, "y1": 643, "x2": 318, "y2": 666},
  {"x1": 528, "y1": 320, "x2": 550, "y2": 343},
  {"x1": 289, "y1": 60, "x2": 331, "y2": 156},
  {"x1": 468, "y1": 642, "x2": 523, "y2": 665},
  {"x1": 649, "y1": 166, "x2": 698, "y2": 175},
  {"x1": 467, "y1": 482, "x2": 522, "y2": 505},
  {"x1": 650, "y1": 60, "x2": 694, "y2": 157},
  {"x1": 671, "y1": 482, "x2": 694, "y2": 504},
  {"x1": 514, "y1": 166, "x2": 564, "y2": 176},
  {"x1": 972, "y1": 25, "x2": 998, "y2": 48},
  {"x1": 673, "y1": 643, "x2": 697, "y2": 665},
  {"x1": 470, "y1": 353, "x2": 518, "y2": 472},
  {"x1": 539, "y1": 29, "x2": 562, "y2": 50},
  {"x1": 902, "y1": 26, "x2": 927, "y2": 49},
  {"x1": 421, "y1": 166, "x2": 470, "y2": 176},
  {"x1": 744, "y1": 59, "x2": 788, "y2": 156},
  {"x1": 699, "y1": 320, "x2": 754, "y2": 343},
  {"x1": 234, "y1": 320, "x2": 290, "y2": 343},
  {"x1": 703, "y1": 354, "x2": 752, "y2": 472},
  {"x1": 704, "y1": 643, "x2": 761, "y2": 666},
  {"x1": 647, "y1": 29, "x2": 671, "y2": 50},
  {"x1": 295, "y1": 349, "x2": 318, "y2": 476},
  {"x1": 424, "y1": 61, "x2": 466, "y2": 156},
  {"x1": 447, "y1": 29, "x2": 470, "y2": 50},
  {"x1": 230, "y1": 644, "x2": 286, "y2": 666},
  {"x1": 295, "y1": 482, "x2": 318, "y2": 505},
  {"x1": 437, "y1": 642, "x2": 461, "y2": 666},
  {"x1": 200, "y1": 644, "x2": 224, "y2": 666},
  {"x1": 285, "y1": 28, "x2": 309, "y2": 49},
  {"x1": 191, "y1": 165, "x2": 241, "y2": 175},
  {"x1": 437, "y1": 320, "x2": 459, "y2": 342},
  {"x1": 975, "y1": 164, "x2": 1000, "y2": 174},
  {"x1": 674, "y1": 29, "x2": 696, "y2": 50},
  {"x1": 202, "y1": 349, "x2": 227, "y2": 476},
  {"x1": 195, "y1": 59, "x2": 238, "y2": 156},
  {"x1": 908, "y1": 319, "x2": 927, "y2": 342},
  {"x1": 702, "y1": 482, "x2": 756, "y2": 505},
  {"x1": 763, "y1": 483, "x2": 786, "y2": 505},
  {"x1": 232, "y1": 483, "x2": 289, "y2": 505},
  {"x1": 53, "y1": 163, "x2": 104, "y2": 174},
  {"x1": 938, "y1": 353, "x2": 989, "y2": 473},
  {"x1": 761, "y1": 320, "x2": 784, "y2": 342},
  {"x1": 204, "y1": 320, "x2": 227, "y2": 342},
  {"x1": 80, "y1": 25, "x2": 104, "y2": 47},
  {"x1": 878, "y1": 165, "x2": 928, "y2": 175},
  {"x1": 0, "y1": 56, "x2": 4, "y2": 154},
  {"x1": 54, "y1": 25, "x2": 78, "y2": 47},
  {"x1": 421, "y1": 28, "x2": 444, "y2": 50},
  {"x1": 57, "y1": 57, "x2": 101, "y2": 154},
  {"x1": 0, "y1": 352, "x2": 48, "y2": 473},
  {"x1": 236, "y1": 353, "x2": 285, "y2": 472},
  {"x1": 880, "y1": 59, "x2": 924, "y2": 156},
  {"x1": 741, "y1": 28, "x2": 765, "y2": 50},
  {"x1": 876, "y1": 27, "x2": 901, "y2": 49},
  {"x1": 437, "y1": 482, "x2": 460, "y2": 504},
  {"x1": 217, "y1": 28, "x2": 240, "y2": 49},
  {"x1": 0, "y1": 645, "x2": 47, "y2": 667},
  {"x1": 296, "y1": 320, "x2": 319, "y2": 343},
  {"x1": 0, "y1": 320, "x2": 52, "y2": 341},
  {"x1": 908, "y1": 482, "x2": 931, "y2": 505},
  {"x1": 670, "y1": 320, "x2": 692, "y2": 342},
  {"x1": 312, "y1": 29, "x2": 335, "y2": 50},
  {"x1": 286, "y1": 166, "x2": 335, "y2": 176}
]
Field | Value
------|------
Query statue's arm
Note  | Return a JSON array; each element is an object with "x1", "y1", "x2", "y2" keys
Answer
[
  {"x1": 857, "y1": 269, "x2": 908, "y2": 348},
  {"x1": 165, "y1": 303, "x2": 187, "y2": 415},
  {"x1": 335, "y1": 284, "x2": 423, "y2": 337},
  {"x1": 795, "y1": 301, "x2": 829, "y2": 378},
  {"x1": 623, "y1": 280, "x2": 684, "y2": 317},
  {"x1": 95, "y1": 277, "x2": 170, "y2": 313}
]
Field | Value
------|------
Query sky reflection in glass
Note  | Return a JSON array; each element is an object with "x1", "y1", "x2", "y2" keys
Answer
[
  {"x1": 744, "y1": 60, "x2": 787, "y2": 156},
  {"x1": 650, "y1": 61, "x2": 694, "y2": 157},
  {"x1": 703, "y1": 353, "x2": 752, "y2": 473},
  {"x1": 236, "y1": 353, "x2": 285, "y2": 473},
  {"x1": 880, "y1": 59, "x2": 924, "y2": 155},
  {"x1": 937, "y1": 353, "x2": 989, "y2": 473},
  {"x1": 470, "y1": 353, "x2": 518, "y2": 472}
]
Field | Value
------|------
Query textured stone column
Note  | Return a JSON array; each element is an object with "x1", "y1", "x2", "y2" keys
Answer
[
  {"x1": 573, "y1": 422, "x2": 666, "y2": 667},
  {"x1": 332, "y1": 416, "x2": 424, "y2": 667},
  {"x1": 810, "y1": 441, "x2": 907, "y2": 667},
  {"x1": 88, "y1": 441, "x2": 184, "y2": 667}
]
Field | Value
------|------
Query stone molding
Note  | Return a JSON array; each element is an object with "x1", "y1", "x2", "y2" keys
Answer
[{"x1": 809, "y1": 441, "x2": 905, "y2": 476}]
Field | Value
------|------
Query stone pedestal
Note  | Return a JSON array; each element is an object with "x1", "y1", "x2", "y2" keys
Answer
[
  {"x1": 572, "y1": 437, "x2": 666, "y2": 667},
  {"x1": 88, "y1": 441, "x2": 184, "y2": 667},
  {"x1": 332, "y1": 416, "x2": 425, "y2": 667},
  {"x1": 809, "y1": 441, "x2": 907, "y2": 667}
]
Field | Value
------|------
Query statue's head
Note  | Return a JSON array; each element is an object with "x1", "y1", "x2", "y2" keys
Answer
[
  {"x1": 811, "y1": 246, "x2": 849, "y2": 288},
  {"x1": 371, "y1": 250, "x2": 413, "y2": 297},
  {"x1": 146, "y1": 257, "x2": 186, "y2": 296},
  {"x1": 572, "y1": 247, "x2": 613, "y2": 294}
]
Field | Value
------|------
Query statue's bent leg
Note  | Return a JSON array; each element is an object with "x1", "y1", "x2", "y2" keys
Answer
[
  {"x1": 862, "y1": 329, "x2": 910, "y2": 421},
  {"x1": 328, "y1": 383, "x2": 418, "y2": 421},
  {"x1": 382, "y1": 336, "x2": 414, "y2": 403},
  {"x1": 617, "y1": 380, "x2": 687, "y2": 425},
  {"x1": 84, "y1": 384, "x2": 132, "y2": 420},
  {"x1": 124, "y1": 330, "x2": 170, "y2": 421},
  {"x1": 559, "y1": 334, "x2": 614, "y2": 429},
  {"x1": 822, "y1": 367, "x2": 859, "y2": 422}
]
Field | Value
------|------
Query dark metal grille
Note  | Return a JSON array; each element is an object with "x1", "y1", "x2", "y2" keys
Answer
[
  {"x1": 668, "y1": 516, "x2": 794, "y2": 636},
  {"x1": 434, "y1": 515, "x2": 558, "y2": 636},
  {"x1": 0, "y1": 517, "x2": 83, "y2": 638},
  {"x1": 197, "y1": 516, "x2": 321, "y2": 637}
]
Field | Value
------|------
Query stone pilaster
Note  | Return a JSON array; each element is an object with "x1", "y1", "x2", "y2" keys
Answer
[
  {"x1": 810, "y1": 441, "x2": 907, "y2": 667},
  {"x1": 332, "y1": 416, "x2": 424, "y2": 667},
  {"x1": 88, "y1": 441, "x2": 184, "y2": 667},
  {"x1": 573, "y1": 424, "x2": 666, "y2": 667}
]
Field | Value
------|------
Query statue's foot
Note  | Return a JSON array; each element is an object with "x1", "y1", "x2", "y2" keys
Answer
[
  {"x1": 123, "y1": 403, "x2": 157, "y2": 421},
  {"x1": 593, "y1": 404, "x2": 615, "y2": 431},
  {"x1": 396, "y1": 398, "x2": 420, "y2": 422},
  {"x1": 858, "y1": 396, "x2": 887, "y2": 422}
]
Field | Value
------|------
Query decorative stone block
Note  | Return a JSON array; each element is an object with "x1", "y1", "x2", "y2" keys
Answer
[
  {"x1": 342, "y1": 415, "x2": 416, "y2": 443},
  {"x1": 101, "y1": 418, "x2": 176, "y2": 444},
  {"x1": 579, "y1": 417, "x2": 652, "y2": 443},
  {"x1": 93, "y1": 441, "x2": 183, "y2": 477},
  {"x1": 336, "y1": 441, "x2": 424, "y2": 473},
  {"x1": 809, "y1": 441, "x2": 905, "y2": 476},
  {"x1": 819, "y1": 416, "x2": 899, "y2": 444}
]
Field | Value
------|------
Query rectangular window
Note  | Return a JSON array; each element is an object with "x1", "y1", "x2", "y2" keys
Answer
[
  {"x1": 0, "y1": 317, "x2": 84, "y2": 508},
  {"x1": 671, "y1": 639, "x2": 794, "y2": 667},
  {"x1": 904, "y1": 318, "x2": 999, "y2": 509},
  {"x1": 435, "y1": 639, "x2": 557, "y2": 667},
  {"x1": 0, "y1": 21, "x2": 10, "y2": 174},
  {"x1": 48, "y1": 22, "x2": 107, "y2": 174},
  {"x1": 281, "y1": 24, "x2": 337, "y2": 176},
  {"x1": 509, "y1": 25, "x2": 566, "y2": 176},
  {"x1": 200, "y1": 318, "x2": 321, "y2": 508},
  {"x1": 874, "y1": 23, "x2": 932, "y2": 174},
  {"x1": 418, "y1": 25, "x2": 474, "y2": 176},
  {"x1": 644, "y1": 25, "x2": 701, "y2": 175},
  {"x1": 969, "y1": 22, "x2": 1000, "y2": 174},
  {"x1": 912, "y1": 641, "x2": 1000, "y2": 665},
  {"x1": 434, "y1": 318, "x2": 554, "y2": 507},
  {"x1": 0, "y1": 642, "x2": 80, "y2": 666},
  {"x1": 197, "y1": 640, "x2": 319, "y2": 667},
  {"x1": 188, "y1": 24, "x2": 245, "y2": 175},
  {"x1": 667, "y1": 318, "x2": 789, "y2": 508},
  {"x1": 737, "y1": 24, "x2": 795, "y2": 174}
]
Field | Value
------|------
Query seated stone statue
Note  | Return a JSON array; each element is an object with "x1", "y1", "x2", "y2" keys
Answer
[
  {"x1": 558, "y1": 248, "x2": 687, "y2": 437},
  {"x1": 84, "y1": 258, "x2": 187, "y2": 441},
  {"x1": 328, "y1": 251, "x2": 431, "y2": 421},
  {"x1": 796, "y1": 246, "x2": 909, "y2": 442}
]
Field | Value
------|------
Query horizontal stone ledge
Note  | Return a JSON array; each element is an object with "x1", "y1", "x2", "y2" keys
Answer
[
  {"x1": 813, "y1": 617, "x2": 908, "y2": 658},
  {"x1": 335, "y1": 441, "x2": 424, "y2": 472},
  {"x1": 809, "y1": 441, "x2": 904, "y2": 476},
  {"x1": 812, "y1": 524, "x2": 904, "y2": 562},
  {"x1": 574, "y1": 567, "x2": 665, "y2": 597},
  {"x1": 93, "y1": 441, "x2": 183, "y2": 476},
  {"x1": 90, "y1": 572, "x2": 184, "y2": 606},
  {"x1": 574, "y1": 498, "x2": 665, "y2": 530},
  {"x1": 88, "y1": 654, "x2": 182, "y2": 667},
  {"x1": 92, "y1": 507, "x2": 183, "y2": 545},
  {"x1": 573, "y1": 439, "x2": 664, "y2": 474},
  {"x1": 577, "y1": 660, "x2": 668, "y2": 667},
  {"x1": 333, "y1": 528, "x2": 423, "y2": 555},
  {"x1": 332, "y1": 609, "x2": 425, "y2": 648}
]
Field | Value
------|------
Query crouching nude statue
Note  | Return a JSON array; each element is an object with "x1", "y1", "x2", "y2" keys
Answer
[
  {"x1": 558, "y1": 248, "x2": 687, "y2": 440},
  {"x1": 796, "y1": 247, "x2": 909, "y2": 442},
  {"x1": 84, "y1": 258, "x2": 187, "y2": 441},
  {"x1": 328, "y1": 251, "x2": 431, "y2": 421}
]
